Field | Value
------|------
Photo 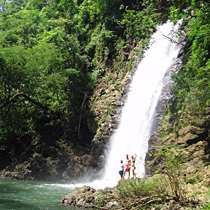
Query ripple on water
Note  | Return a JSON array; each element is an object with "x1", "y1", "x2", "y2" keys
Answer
[{"x1": 0, "y1": 179, "x2": 90, "y2": 210}]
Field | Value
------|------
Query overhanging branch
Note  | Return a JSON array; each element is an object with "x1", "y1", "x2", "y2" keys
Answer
[
  {"x1": 162, "y1": 33, "x2": 185, "y2": 47},
  {"x1": 0, "y1": 92, "x2": 52, "y2": 113}
]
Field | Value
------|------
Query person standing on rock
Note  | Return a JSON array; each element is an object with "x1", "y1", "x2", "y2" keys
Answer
[
  {"x1": 131, "y1": 154, "x2": 137, "y2": 179},
  {"x1": 124, "y1": 154, "x2": 131, "y2": 179},
  {"x1": 119, "y1": 160, "x2": 124, "y2": 180}
]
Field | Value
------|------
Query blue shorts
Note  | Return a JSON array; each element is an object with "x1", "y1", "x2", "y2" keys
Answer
[{"x1": 119, "y1": 170, "x2": 124, "y2": 177}]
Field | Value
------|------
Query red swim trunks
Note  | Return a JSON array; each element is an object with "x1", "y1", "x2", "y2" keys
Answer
[{"x1": 125, "y1": 165, "x2": 130, "y2": 172}]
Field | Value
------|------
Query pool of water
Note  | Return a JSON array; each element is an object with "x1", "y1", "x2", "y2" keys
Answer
[{"x1": 0, "y1": 179, "x2": 88, "y2": 210}]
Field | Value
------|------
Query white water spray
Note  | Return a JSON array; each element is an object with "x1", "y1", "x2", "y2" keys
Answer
[
  {"x1": 47, "y1": 20, "x2": 183, "y2": 190},
  {"x1": 98, "y1": 20, "x2": 183, "y2": 188}
]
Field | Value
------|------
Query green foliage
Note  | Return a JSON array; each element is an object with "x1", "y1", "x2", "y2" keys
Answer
[
  {"x1": 201, "y1": 202, "x2": 210, "y2": 210},
  {"x1": 121, "y1": 7, "x2": 158, "y2": 41},
  {"x1": 201, "y1": 187, "x2": 210, "y2": 208},
  {"x1": 0, "y1": 43, "x2": 66, "y2": 144},
  {"x1": 168, "y1": 2, "x2": 210, "y2": 125},
  {"x1": 159, "y1": 147, "x2": 182, "y2": 172},
  {"x1": 0, "y1": 0, "x2": 88, "y2": 148},
  {"x1": 186, "y1": 174, "x2": 202, "y2": 184},
  {"x1": 159, "y1": 147, "x2": 185, "y2": 201},
  {"x1": 2, "y1": 0, "x2": 208, "y2": 180},
  {"x1": 117, "y1": 177, "x2": 161, "y2": 198},
  {"x1": 169, "y1": 5, "x2": 186, "y2": 22}
]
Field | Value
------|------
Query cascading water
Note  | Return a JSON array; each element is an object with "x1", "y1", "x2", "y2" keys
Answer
[
  {"x1": 97, "y1": 20, "x2": 183, "y2": 188},
  {"x1": 48, "y1": 20, "x2": 183, "y2": 190}
]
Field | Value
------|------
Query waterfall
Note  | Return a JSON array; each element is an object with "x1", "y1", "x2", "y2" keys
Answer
[
  {"x1": 48, "y1": 20, "x2": 183, "y2": 190},
  {"x1": 97, "y1": 20, "x2": 183, "y2": 188}
]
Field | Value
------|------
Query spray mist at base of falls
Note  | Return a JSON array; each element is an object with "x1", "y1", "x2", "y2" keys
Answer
[{"x1": 47, "y1": 20, "x2": 184, "y2": 190}]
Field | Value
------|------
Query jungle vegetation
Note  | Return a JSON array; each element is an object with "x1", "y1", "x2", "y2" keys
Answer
[{"x1": 0, "y1": 0, "x2": 209, "y2": 179}]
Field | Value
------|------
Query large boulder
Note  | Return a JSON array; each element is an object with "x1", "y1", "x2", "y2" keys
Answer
[
  {"x1": 62, "y1": 186, "x2": 96, "y2": 208},
  {"x1": 62, "y1": 186, "x2": 121, "y2": 209}
]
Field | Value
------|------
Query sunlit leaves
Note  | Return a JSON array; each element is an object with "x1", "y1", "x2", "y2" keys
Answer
[
  {"x1": 121, "y1": 8, "x2": 158, "y2": 41},
  {"x1": 170, "y1": 3, "x2": 210, "y2": 114}
]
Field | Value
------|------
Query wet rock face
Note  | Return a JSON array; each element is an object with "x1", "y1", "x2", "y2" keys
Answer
[
  {"x1": 0, "y1": 150, "x2": 100, "y2": 181},
  {"x1": 146, "y1": 105, "x2": 210, "y2": 190},
  {"x1": 61, "y1": 153, "x2": 100, "y2": 181}
]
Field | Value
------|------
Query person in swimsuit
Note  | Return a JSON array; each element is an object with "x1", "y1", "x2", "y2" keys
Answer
[
  {"x1": 131, "y1": 154, "x2": 137, "y2": 179},
  {"x1": 124, "y1": 154, "x2": 131, "y2": 179},
  {"x1": 119, "y1": 160, "x2": 124, "y2": 180}
]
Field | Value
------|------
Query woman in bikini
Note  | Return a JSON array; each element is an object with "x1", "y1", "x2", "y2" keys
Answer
[
  {"x1": 131, "y1": 154, "x2": 137, "y2": 179},
  {"x1": 124, "y1": 154, "x2": 131, "y2": 179}
]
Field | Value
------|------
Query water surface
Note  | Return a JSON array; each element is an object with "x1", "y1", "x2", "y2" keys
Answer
[{"x1": 0, "y1": 179, "x2": 87, "y2": 210}]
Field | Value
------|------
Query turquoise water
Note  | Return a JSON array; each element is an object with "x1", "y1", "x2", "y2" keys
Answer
[{"x1": 0, "y1": 179, "x2": 87, "y2": 210}]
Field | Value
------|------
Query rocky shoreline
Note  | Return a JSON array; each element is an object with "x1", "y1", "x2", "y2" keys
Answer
[{"x1": 60, "y1": 181, "x2": 205, "y2": 210}]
